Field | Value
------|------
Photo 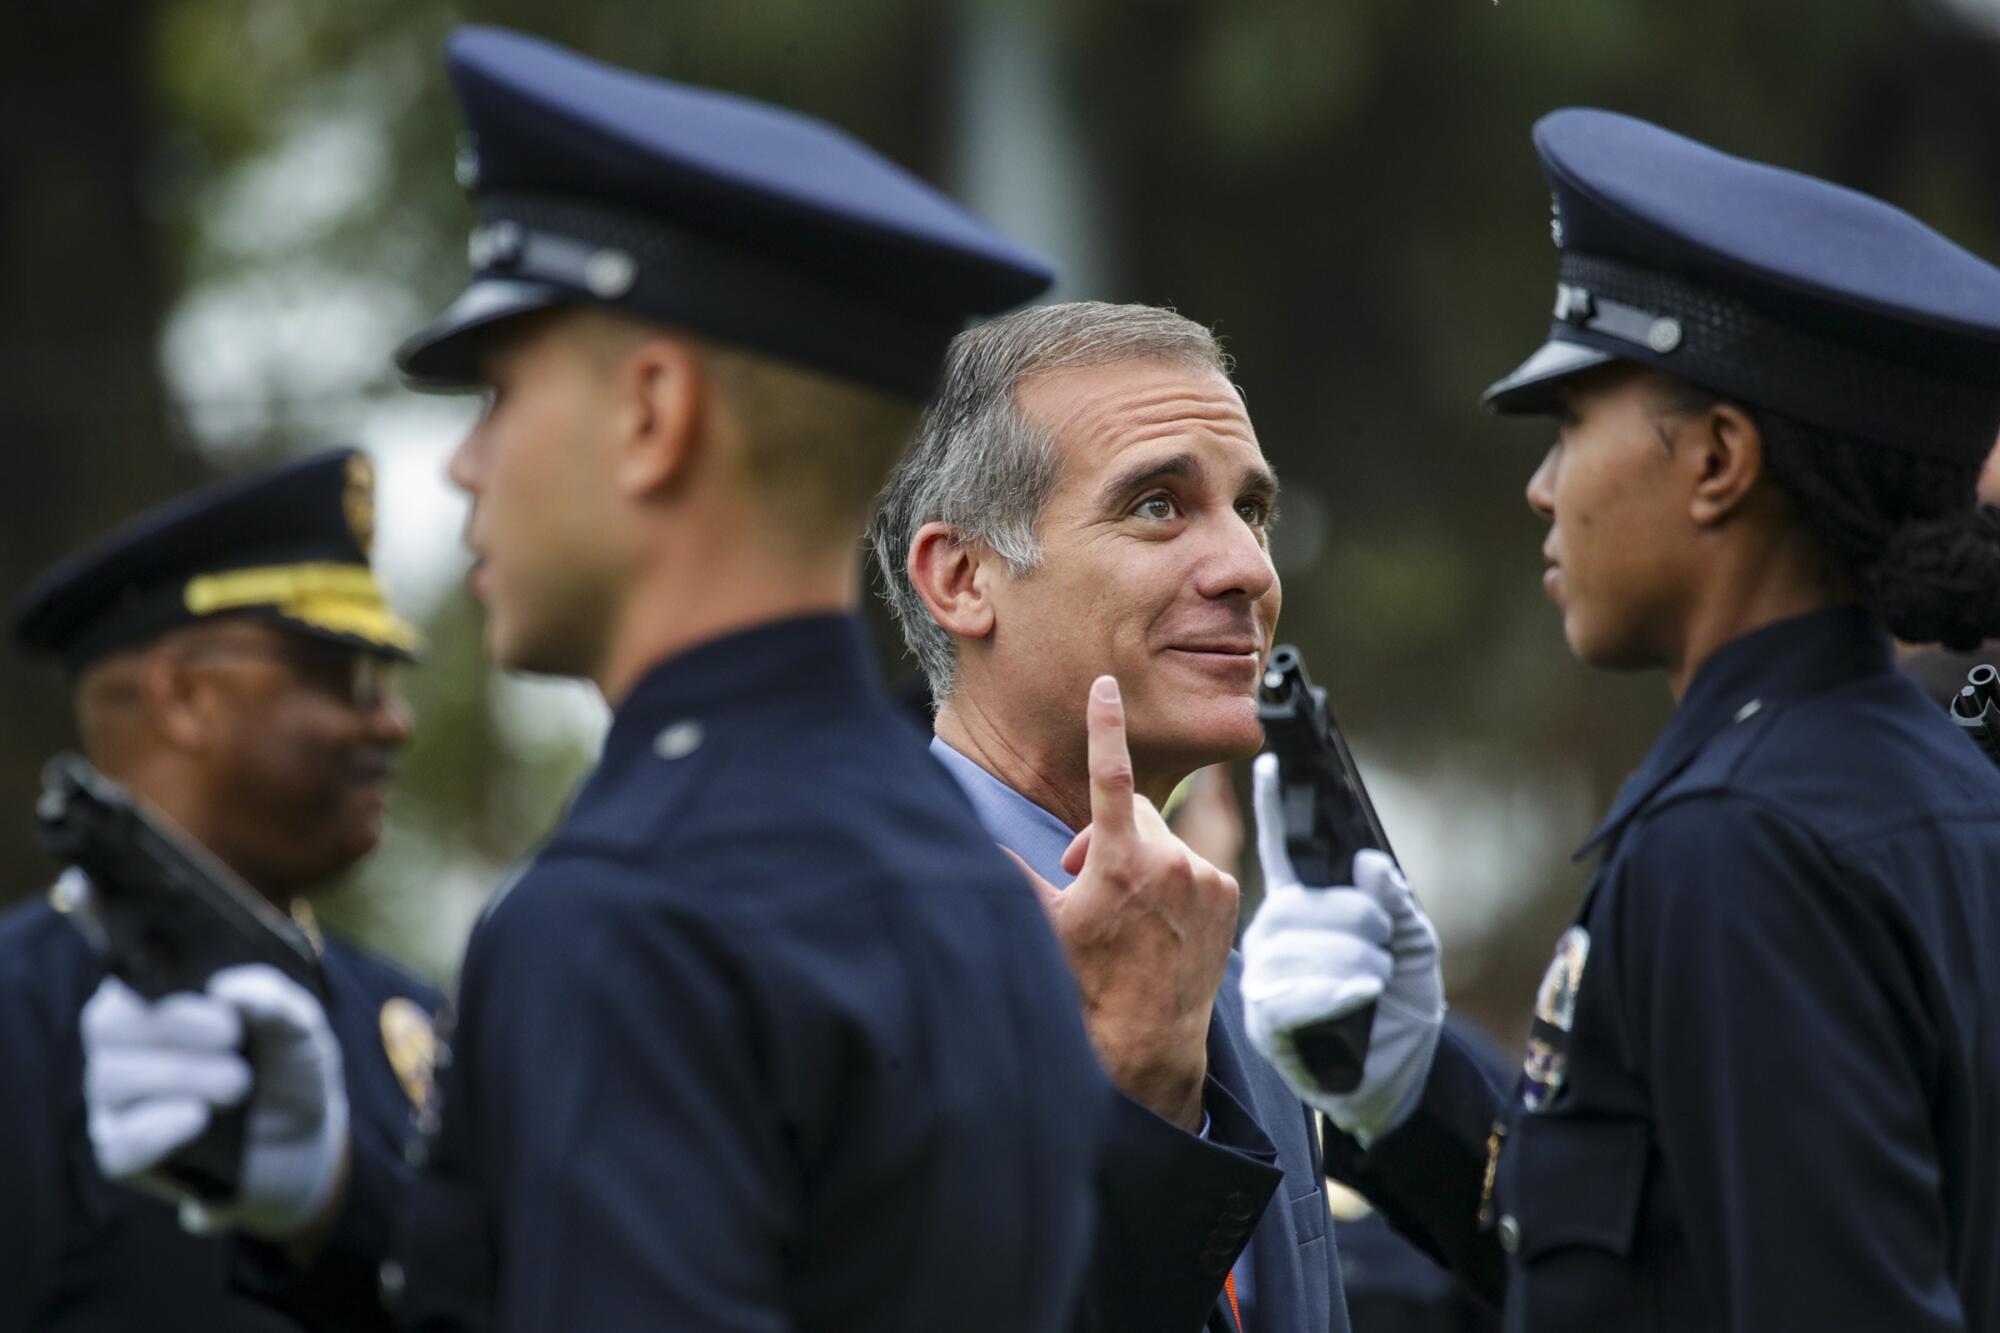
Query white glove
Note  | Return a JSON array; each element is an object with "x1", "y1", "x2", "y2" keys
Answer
[
  {"x1": 1242, "y1": 753, "x2": 1445, "y2": 1145},
  {"x1": 82, "y1": 964, "x2": 349, "y2": 1239}
]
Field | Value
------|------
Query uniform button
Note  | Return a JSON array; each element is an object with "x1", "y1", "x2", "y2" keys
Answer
[
  {"x1": 379, "y1": 1259, "x2": 406, "y2": 1309},
  {"x1": 1497, "y1": 1214, "x2": 1522, "y2": 1253},
  {"x1": 654, "y1": 719, "x2": 704, "y2": 760},
  {"x1": 1222, "y1": 1192, "x2": 1255, "y2": 1221}
]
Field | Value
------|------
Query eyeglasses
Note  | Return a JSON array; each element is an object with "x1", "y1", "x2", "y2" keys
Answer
[{"x1": 184, "y1": 633, "x2": 403, "y2": 710}]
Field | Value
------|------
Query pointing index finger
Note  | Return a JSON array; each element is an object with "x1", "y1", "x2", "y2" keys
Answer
[{"x1": 1086, "y1": 676, "x2": 1137, "y2": 848}]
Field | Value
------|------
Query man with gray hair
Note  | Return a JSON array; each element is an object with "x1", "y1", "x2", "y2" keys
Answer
[{"x1": 872, "y1": 302, "x2": 1351, "y2": 1333}]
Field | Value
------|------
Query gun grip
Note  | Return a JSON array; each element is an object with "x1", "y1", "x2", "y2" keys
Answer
[
  {"x1": 1293, "y1": 1003, "x2": 1377, "y2": 1095},
  {"x1": 161, "y1": 1101, "x2": 247, "y2": 1203}
]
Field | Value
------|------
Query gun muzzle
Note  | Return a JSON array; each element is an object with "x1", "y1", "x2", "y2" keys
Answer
[{"x1": 1952, "y1": 668, "x2": 2000, "y2": 764}]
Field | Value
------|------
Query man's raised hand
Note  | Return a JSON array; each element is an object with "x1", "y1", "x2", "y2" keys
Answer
[{"x1": 1009, "y1": 676, "x2": 1239, "y2": 1132}]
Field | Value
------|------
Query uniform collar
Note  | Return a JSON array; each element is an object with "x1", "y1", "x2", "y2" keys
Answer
[
  {"x1": 928, "y1": 736, "x2": 1079, "y2": 889},
  {"x1": 1574, "y1": 606, "x2": 1892, "y2": 859},
  {"x1": 602, "y1": 613, "x2": 876, "y2": 762}
]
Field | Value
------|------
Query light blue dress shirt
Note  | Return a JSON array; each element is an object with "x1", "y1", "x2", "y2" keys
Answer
[{"x1": 929, "y1": 735, "x2": 1260, "y2": 1329}]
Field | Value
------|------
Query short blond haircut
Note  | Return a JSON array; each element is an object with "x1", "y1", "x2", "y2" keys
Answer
[
  {"x1": 701, "y1": 344, "x2": 922, "y2": 549},
  {"x1": 575, "y1": 308, "x2": 920, "y2": 550}
]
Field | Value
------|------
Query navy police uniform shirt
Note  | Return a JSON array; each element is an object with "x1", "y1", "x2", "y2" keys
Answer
[
  {"x1": 1334, "y1": 609, "x2": 2000, "y2": 1332},
  {"x1": 387, "y1": 614, "x2": 1107, "y2": 1331},
  {"x1": 0, "y1": 896, "x2": 441, "y2": 1333}
]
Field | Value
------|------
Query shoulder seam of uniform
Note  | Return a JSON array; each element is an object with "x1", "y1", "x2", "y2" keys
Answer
[{"x1": 1643, "y1": 747, "x2": 2000, "y2": 851}]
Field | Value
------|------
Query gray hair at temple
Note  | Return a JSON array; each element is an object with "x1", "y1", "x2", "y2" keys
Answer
[{"x1": 868, "y1": 301, "x2": 1233, "y2": 701}]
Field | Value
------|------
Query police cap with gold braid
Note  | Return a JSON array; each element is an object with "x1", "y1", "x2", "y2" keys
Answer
[
  {"x1": 10, "y1": 449, "x2": 420, "y2": 670},
  {"x1": 1485, "y1": 109, "x2": 2000, "y2": 464},
  {"x1": 394, "y1": 26, "x2": 1056, "y2": 399}
]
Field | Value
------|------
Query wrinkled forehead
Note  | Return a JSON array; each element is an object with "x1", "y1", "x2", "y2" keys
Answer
[{"x1": 1019, "y1": 356, "x2": 1262, "y2": 480}]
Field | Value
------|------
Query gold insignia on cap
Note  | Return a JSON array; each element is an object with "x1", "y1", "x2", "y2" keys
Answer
[
  {"x1": 182, "y1": 561, "x2": 421, "y2": 654},
  {"x1": 379, "y1": 996, "x2": 438, "y2": 1108},
  {"x1": 344, "y1": 452, "x2": 376, "y2": 557}
]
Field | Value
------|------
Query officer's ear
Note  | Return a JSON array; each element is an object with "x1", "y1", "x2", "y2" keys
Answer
[
  {"x1": 907, "y1": 522, "x2": 996, "y2": 642},
  {"x1": 601, "y1": 323, "x2": 706, "y2": 498},
  {"x1": 134, "y1": 636, "x2": 229, "y2": 756},
  {"x1": 1686, "y1": 401, "x2": 1764, "y2": 528}
]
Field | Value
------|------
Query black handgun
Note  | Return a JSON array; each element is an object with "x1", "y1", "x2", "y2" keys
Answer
[
  {"x1": 1951, "y1": 664, "x2": 2000, "y2": 767},
  {"x1": 36, "y1": 753, "x2": 323, "y2": 1201},
  {"x1": 1256, "y1": 645, "x2": 1399, "y2": 1094}
]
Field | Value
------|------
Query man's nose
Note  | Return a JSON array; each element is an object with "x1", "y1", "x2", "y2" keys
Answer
[
  {"x1": 372, "y1": 693, "x2": 416, "y2": 748},
  {"x1": 1192, "y1": 509, "x2": 1278, "y2": 602}
]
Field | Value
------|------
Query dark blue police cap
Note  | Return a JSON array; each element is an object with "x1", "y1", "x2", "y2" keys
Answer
[
  {"x1": 1485, "y1": 109, "x2": 2000, "y2": 463},
  {"x1": 11, "y1": 449, "x2": 420, "y2": 671},
  {"x1": 395, "y1": 27, "x2": 1056, "y2": 399}
]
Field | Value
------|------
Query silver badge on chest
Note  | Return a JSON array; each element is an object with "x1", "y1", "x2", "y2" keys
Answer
[{"x1": 1522, "y1": 925, "x2": 1590, "y2": 1110}]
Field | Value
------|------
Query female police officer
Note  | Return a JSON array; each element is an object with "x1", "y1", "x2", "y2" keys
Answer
[{"x1": 1241, "y1": 109, "x2": 2000, "y2": 1333}]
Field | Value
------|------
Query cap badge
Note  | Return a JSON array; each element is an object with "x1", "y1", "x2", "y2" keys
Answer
[
  {"x1": 467, "y1": 220, "x2": 526, "y2": 271},
  {"x1": 344, "y1": 452, "x2": 376, "y2": 556},
  {"x1": 1554, "y1": 284, "x2": 1594, "y2": 324}
]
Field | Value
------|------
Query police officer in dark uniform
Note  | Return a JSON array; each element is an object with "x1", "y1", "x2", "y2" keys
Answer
[
  {"x1": 1239, "y1": 109, "x2": 2000, "y2": 1332},
  {"x1": 2, "y1": 449, "x2": 442, "y2": 1332},
  {"x1": 79, "y1": 28, "x2": 1109, "y2": 1333}
]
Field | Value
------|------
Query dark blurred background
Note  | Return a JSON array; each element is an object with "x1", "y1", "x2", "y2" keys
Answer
[{"x1": 8, "y1": 0, "x2": 2000, "y2": 1040}]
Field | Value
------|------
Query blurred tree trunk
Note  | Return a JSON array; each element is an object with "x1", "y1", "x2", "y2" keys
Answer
[{"x1": 0, "y1": 0, "x2": 208, "y2": 900}]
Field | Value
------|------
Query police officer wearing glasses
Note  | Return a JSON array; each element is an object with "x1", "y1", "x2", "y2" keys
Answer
[{"x1": 1, "y1": 449, "x2": 441, "y2": 1332}]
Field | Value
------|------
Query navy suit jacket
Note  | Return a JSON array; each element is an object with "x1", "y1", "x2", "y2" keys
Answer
[
  {"x1": 1209, "y1": 958, "x2": 1344, "y2": 1332},
  {"x1": 933, "y1": 738, "x2": 1347, "y2": 1332}
]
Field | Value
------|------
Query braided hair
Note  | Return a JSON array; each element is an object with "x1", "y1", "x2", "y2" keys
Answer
[{"x1": 1662, "y1": 380, "x2": 2000, "y2": 651}]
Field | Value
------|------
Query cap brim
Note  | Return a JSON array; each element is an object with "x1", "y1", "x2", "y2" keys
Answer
[
  {"x1": 1481, "y1": 337, "x2": 1618, "y2": 415},
  {"x1": 394, "y1": 277, "x2": 569, "y2": 389}
]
